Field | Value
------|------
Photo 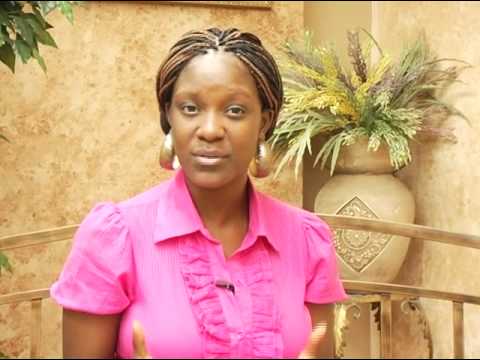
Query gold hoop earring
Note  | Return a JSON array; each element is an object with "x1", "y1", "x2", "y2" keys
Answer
[
  {"x1": 159, "y1": 132, "x2": 180, "y2": 170},
  {"x1": 249, "y1": 141, "x2": 271, "y2": 178}
]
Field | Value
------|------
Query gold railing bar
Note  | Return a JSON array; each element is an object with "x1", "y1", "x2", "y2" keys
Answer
[
  {"x1": 0, "y1": 225, "x2": 77, "y2": 251},
  {"x1": 341, "y1": 293, "x2": 411, "y2": 304},
  {"x1": 318, "y1": 214, "x2": 480, "y2": 249},
  {"x1": 380, "y1": 294, "x2": 392, "y2": 359},
  {"x1": 30, "y1": 299, "x2": 42, "y2": 358},
  {"x1": 452, "y1": 302, "x2": 464, "y2": 359},
  {"x1": 343, "y1": 280, "x2": 480, "y2": 305},
  {"x1": 0, "y1": 289, "x2": 50, "y2": 306}
]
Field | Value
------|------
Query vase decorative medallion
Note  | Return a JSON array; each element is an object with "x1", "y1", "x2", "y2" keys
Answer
[{"x1": 314, "y1": 137, "x2": 415, "y2": 282}]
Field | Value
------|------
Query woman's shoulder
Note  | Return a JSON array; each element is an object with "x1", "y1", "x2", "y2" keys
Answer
[
  {"x1": 116, "y1": 177, "x2": 173, "y2": 213},
  {"x1": 77, "y1": 177, "x2": 174, "y2": 244},
  {"x1": 256, "y1": 190, "x2": 330, "y2": 232}
]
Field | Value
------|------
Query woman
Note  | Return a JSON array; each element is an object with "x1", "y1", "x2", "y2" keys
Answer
[{"x1": 51, "y1": 28, "x2": 347, "y2": 358}]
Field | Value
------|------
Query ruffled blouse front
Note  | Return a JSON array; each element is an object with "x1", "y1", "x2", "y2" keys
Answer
[
  {"x1": 51, "y1": 170, "x2": 347, "y2": 358},
  {"x1": 178, "y1": 233, "x2": 283, "y2": 358}
]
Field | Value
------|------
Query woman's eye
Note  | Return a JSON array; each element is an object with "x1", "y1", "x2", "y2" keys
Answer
[
  {"x1": 181, "y1": 104, "x2": 198, "y2": 114},
  {"x1": 226, "y1": 106, "x2": 246, "y2": 117}
]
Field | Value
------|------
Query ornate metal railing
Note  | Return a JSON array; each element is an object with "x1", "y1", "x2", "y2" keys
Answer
[
  {"x1": 1, "y1": 215, "x2": 480, "y2": 358},
  {"x1": 320, "y1": 214, "x2": 480, "y2": 359}
]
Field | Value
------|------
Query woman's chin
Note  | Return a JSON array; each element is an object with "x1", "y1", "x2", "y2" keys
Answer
[{"x1": 184, "y1": 168, "x2": 244, "y2": 191}]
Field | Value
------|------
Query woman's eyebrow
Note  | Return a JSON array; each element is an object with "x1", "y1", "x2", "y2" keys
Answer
[
  {"x1": 172, "y1": 89, "x2": 197, "y2": 98},
  {"x1": 174, "y1": 87, "x2": 256, "y2": 100},
  {"x1": 228, "y1": 88, "x2": 256, "y2": 99}
]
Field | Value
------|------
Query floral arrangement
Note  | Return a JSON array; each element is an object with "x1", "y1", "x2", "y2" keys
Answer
[{"x1": 270, "y1": 29, "x2": 469, "y2": 177}]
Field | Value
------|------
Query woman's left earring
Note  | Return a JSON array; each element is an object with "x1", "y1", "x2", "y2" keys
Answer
[
  {"x1": 159, "y1": 132, "x2": 180, "y2": 170},
  {"x1": 249, "y1": 141, "x2": 271, "y2": 178}
]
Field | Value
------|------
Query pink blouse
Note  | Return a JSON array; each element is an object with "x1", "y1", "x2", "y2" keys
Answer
[{"x1": 51, "y1": 170, "x2": 347, "y2": 358}]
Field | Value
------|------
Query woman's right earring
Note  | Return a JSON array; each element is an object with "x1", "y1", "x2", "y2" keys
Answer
[{"x1": 159, "y1": 132, "x2": 180, "y2": 170}]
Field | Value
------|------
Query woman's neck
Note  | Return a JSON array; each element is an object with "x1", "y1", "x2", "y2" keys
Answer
[{"x1": 186, "y1": 174, "x2": 250, "y2": 230}]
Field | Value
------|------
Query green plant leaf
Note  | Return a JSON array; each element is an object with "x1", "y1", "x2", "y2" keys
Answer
[
  {"x1": 38, "y1": 1, "x2": 58, "y2": 16},
  {"x1": 31, "y1": 3, "x2": 54, "y2": 29},
  {"x1": 59, "y1": 2, "x2": 74, "y2": 24},
  {"x1": 0, "y1": 251, "x2": 13, "y2": 275},
  {"x1": 29, "y1": 0, "x2": 41, "y2": 10},
  {"x1": 37, "y1": 29, "x2": 57, "y2": 47},
  {"x1": 1, "y1": 25, "x2": 12, "y2": 45},
  {"x1": 23, "y1": 12, "x2": 41, "y2": 27},
  {"x1": 2, "y1": 1, "x2": 22, "y2": 12},
  {"x1": 15, "y1": 36, "x2": 31, "y2": 63},
  {"x1": 313, "y1": 133, "x2": 338, "y2": 169},
  {"x1": 32, "y1": 6, "x2": 47, "y2": 27},
  {"x1": 31, "y1": 46, "x2": 46, "y2": 72},
  {"x1": 330, "y1": 134, "x2": 344, "y2": 176},
  {"x1": 13, "y1": 15, "x2": 34, "y2": 46},
  {"x1": 359, "y1": 27, "x2": 384, "y2": 57},
  {"x1": 0, "y1": 6, "x2": 9, "y2": 25},
  {"x1": 0, "y1": 42, "x2": 15, "y2": 72},
  {"x1": 24, "y1": 13, "x2": 47, "y2": 37}
]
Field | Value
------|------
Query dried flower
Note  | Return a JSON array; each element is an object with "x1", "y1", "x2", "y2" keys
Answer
[{"x1": 270, "y1": 29, "x2": 470, "y2": 177}]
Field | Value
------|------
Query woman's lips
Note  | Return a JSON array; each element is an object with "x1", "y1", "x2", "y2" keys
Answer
[{"x1": 192, "y1": 152, "x2": 229, "y2": 166}]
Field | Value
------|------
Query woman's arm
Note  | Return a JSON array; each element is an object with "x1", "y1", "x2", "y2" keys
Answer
[
  {"x1": 63, "y1": 309, "x2": 122, "y2": 358},
  {"x1": 305, "y1": 303, "x2": 335, "y2": 358}
]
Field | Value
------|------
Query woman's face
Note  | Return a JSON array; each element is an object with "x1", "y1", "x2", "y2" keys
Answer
[{"x1": 167, "y1": 50, "x2": 271, "y2": 190}]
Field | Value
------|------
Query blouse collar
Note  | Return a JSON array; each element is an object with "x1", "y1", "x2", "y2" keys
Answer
[{"x1": 153, "y1": 169, "x2": 280, "y2": 252}]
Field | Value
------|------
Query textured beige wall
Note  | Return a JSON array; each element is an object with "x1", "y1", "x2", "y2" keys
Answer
[
  {"x1": 304, "y1": 1, "x2": 372, "y2": 66},
  {"x1": 0, "y1": 1, "x2": 304, "y2": 357},
  {"x1": 374, "y1": 1, "x2": 480, "y2": 358}
]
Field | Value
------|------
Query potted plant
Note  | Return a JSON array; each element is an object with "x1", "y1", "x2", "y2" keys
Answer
[{"x1": 270, "y1": 29, "x2": 469, "y2": 282}]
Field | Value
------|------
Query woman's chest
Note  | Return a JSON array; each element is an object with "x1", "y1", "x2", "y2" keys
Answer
[{"x1": 117, "y1": 237, "x2": 311, "y2": 358}]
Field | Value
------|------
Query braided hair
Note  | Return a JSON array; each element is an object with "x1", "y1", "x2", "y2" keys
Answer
[{"x1": 156, "y1": 28, "x2": 283, "y2": 139}]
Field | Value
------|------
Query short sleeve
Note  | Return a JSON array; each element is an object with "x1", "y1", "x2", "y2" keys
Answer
[
  {"x1": 50, "y1": 202, "x2": 134, "y2": 314},
  {"x1": 302, "y1": 213, "x2": 348, "y2": 304}
]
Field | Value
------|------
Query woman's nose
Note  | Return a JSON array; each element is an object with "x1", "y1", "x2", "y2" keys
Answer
[{"x1": 197, "y1": 111, "x2": 225, "y2": 142}]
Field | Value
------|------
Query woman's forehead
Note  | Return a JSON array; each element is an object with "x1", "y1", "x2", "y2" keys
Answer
[{"x1": 173, "y1": 51, "x2": 259, "y2": 96}]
